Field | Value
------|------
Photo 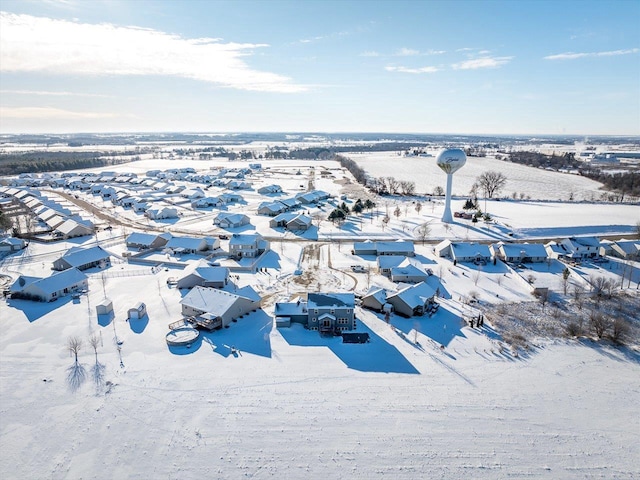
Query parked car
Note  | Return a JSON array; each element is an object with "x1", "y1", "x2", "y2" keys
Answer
[
  {"x1": 218, "y1": 234, "x2": 229, "y2": 240},
  {"x1": 351, "y1": 265, "x2": 366, "y2": 273}
]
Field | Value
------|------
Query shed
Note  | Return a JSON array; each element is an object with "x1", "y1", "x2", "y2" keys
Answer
[
  {"x1": 96, "y1": 298, "x2": 113, "y2": 315},
  {"x1": 127, "y1": 302, "x2": 147, "y2": 320}
]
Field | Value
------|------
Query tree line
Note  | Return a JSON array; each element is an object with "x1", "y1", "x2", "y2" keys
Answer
[{"x1": 0, "y1": 151, "x2": 135, "y2": 176}]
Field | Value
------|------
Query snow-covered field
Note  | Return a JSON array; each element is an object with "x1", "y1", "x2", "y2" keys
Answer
[
  {"x1": 349, "y1": 151, "x2": 606, "y2": 201},
  {"x1": 1, "y1": 154, "x2": 640, "y2": 479}
]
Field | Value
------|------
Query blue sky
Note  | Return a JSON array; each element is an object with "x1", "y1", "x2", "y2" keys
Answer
[{"x1": 0, "y1": 0, "x2": 638, "y2": 135}]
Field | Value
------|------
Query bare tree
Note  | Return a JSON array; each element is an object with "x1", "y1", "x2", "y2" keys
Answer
[
  {"x1": 393, "y1": 205, "x2": 401, "y2": 219},
  {"x1": 433, "y1": 186, "x2": 444, "y2": 196},
  {"x1": 572, "y1": 283, "x2": 585, "y2": 310},
  {"x1": 476, "y1": 171, "x2": 507, "y2": 199},
  {"x1": 67, "y1": 336, "x2": 83, "y2": 364},
  {"x1": 536, "y1": 288, "x2": 549, "y2": 310},
  {"x1": 381, "y1": 214, "x2": 390, "y2": 231},
  {"x1": 415, "y1": 202, "x2": 422, "y2": 215},
  {"x1": 417, "y1": 221, "x2": 431, "y2": 244},
  {"x1": 89, "y1": 335, "x2": 105, "y2": 390},
  {"x1": 89, "y1": 335, "x2": 100, "y2": 363},
  {"x1": 399, "y1": 180, "x2": 416, "y2": 196},
  {"x1": 610, "y1": 317, "x2": 630, "y2": 344},
  {"x1": 66, "y1": 336, "x2": 86, "y2": 391},
  {"x1": 590, "y1": 311, "x2": 608, "y2": 339},
  {"x1": 473, "y1": 268, "x2": 481, "y2": 286}
]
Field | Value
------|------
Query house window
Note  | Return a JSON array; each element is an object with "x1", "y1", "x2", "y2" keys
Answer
[
  {"x1": 330, "y1": 309, "x2": 335, "y2": 314},
  {"x1": 314, "y1": 309, "x2": 318, "y2": 314},
  {"x1": 323, "y1": 319, "x2": 331, "y2": 327},
  {"x1": 346, "y1": 309, "x2": 351, "y2": 314}
]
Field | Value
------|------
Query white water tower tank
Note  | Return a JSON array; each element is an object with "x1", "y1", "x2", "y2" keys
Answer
[{"x1": 436, "y1": 148, "x2": 467, "y2": 223}]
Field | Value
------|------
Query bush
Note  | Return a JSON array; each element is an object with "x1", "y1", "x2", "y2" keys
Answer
[{"x1": 565, "y1": 322, "x2": 582, "y2": 337}]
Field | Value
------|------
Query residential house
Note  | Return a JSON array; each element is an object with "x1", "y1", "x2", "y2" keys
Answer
[
  {"x1": 390, "y1": 259, "x2": 430, "y2": 283},
  {"x1": 145, "y1": 206, "x2": 179, "y2": 220},
  {"x1": 10, "y1": 268, "x2": 88, "y2": 302},
  {"x1": 386, "y1": 282, "x2": 437, "y2": 317},
  {"x1": 493, "y1": 242, "x2": 548, "y2": 263},
  {"x1": 353, "y1": 240, "x2": 415, "y2": 257},
  {"x1": 258, "y1": 202, "x2": 286, "y2": 216},
  {"x1": 126, "y1": 232, "x2": 171, "y2": 250},
  {"x1": 258, "y1": 184, "x2": 282, "y2": 194},
  {"x1": 214, "y1": 212, "x2": 250, "y2": 229},
  {"x1": 360, "y1": 287, "x2": 389, "y2": 312},
  {"x1": 0, "y1": 237, "x2": 26, "y2": 252},
  {"x1": 435, "y1": 240, "x2": 492, "y2": 264},
  {"x1": 179, "y1": 285, "x2": 261, "y2": 328},
  {"x1": 53, "y1": 245, "x2": 111, "y2": 271},
  {"x1": 54, "y1": 218, "x2": 94, "y2": 239},
  {"x1": 269, "y1": 213, "x2": 312, "y2": 231},
  {"x1": 377, "y1": 256, "x2": 405, "y2": 276},
  {"x1": 274, "y1": 292, "x2": 356, "y2": 333},
  {"x1": 560, "y1": 237, "x2": 601, "y2": 260},
  {"x1": 176, "y1": 260, "x2": 230, "y2": 289},
  {"x1": 610, "y1": 240, "x2": 640, "y2": 260},
  {"x1": 228, "y1": 233, "x2": 269, "y2": 258},
  {"x1": 166, "y1": 236, "x2": 209, "y2": 254}
]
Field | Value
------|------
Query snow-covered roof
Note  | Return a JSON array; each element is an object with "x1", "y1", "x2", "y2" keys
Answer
[
  {"x1": 193, "y1": 266, "x2": 229, "y2": 282},
  {"x1": 362, "y1": 287, "x2": 387, "y2": 304},
  {"x1": 58, "y1": 246, "x2": 110, "y2": 268},
  {"x1": 166, "y1": 236, "x2": 206, "y2": 250},
  {"x1": 308, "y1": 292, "x2": 354, "y2": 308},
  {"x1": 500, "y1": 243, "x2": 548, "y2": 258},
  {"x1": 450, "y1": 242, "x2": 492, "y2": 259},
  {"x1": 16, "y1": 268, "x2": 87, "y2": 296},
  {"x1": 390, "y1": 264, "x2": 428, "y2": 278},
  {"x1": 180, "y1": 286, "x2": 258, "y2": 315},
  {"x1": 387, "y1": 282, "x2": 436, "y2": 308},
  {"x1": 229, "y1": 233, "x2": 262, "y2": 246},
  {"x1": 377, "y1": 256, "x2": 406, "y2": 268},
  {"x1": 612, "y1": 240, "x2": 640, "y2": 254}
]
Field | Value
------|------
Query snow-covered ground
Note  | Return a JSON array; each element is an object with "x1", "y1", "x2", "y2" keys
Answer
[
  {"x1": 2, "y1": 155, "x2": 640, "y2": 479},
  {"x1": 349, "y1": 151, "x2": 606, "y2": 201}
]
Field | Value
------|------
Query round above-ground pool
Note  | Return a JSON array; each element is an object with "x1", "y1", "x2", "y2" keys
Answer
[{"x1": 165, "y1": 327, "x2": 200, "y2": 347}]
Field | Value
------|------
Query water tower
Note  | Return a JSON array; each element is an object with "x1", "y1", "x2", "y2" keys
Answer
[{"x1": 436, "y1": 148, "x2": 467, "y2": 223}]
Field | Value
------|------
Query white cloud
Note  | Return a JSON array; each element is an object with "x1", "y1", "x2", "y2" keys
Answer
[
  {"x1": 544, "y1": 48, "x2": 639, "y2": 60},
  {"x1": 385, "y1": 65, "x2": 439, "y2": 74},
  {"x1": 394, "y1": 48, "x2": 446, "y2": 56},
  {"x1": 0, "y1": 106, "x2": 119, "y2": 119},
  {"x1": 396, "y1": 47, "x2": 420, "y2": 56},
  {"x1": 451, "y1": 56, "x2": 513, "y2": 70},
  {"x1": 0, "y1": 12, "x2": 306, "y2": 93},
  {"x1": 0, "y1": 89, "x2": 111, "y2": 97}
]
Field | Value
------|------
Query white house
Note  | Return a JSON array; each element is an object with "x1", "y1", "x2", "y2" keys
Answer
[
  {"x1": 214, "y1": 212, "x2": 250, "y2": 229},
  {"x1": 609, "y1": 240, "x2": 640, "y2": 260},
  {"x1": 0, "y1": 237, "x2": 26, "y2": 252},
  {"x1": 176, "y1": 260, "x2": 230, "y2": 289},
  {"x1": 258, "y1": 184, "x2": 282, "y2": 194},
  {"x1": 493, "y1": 242, "x2": 548, "y2": 263},
  {"x1": 179, "y1": 285, "x2": 261, "y2": 328},
  {"x1": 166, "y1": 236, "x2": 209, "y2": 254},
  {"x1": 10, "y1": 268, "x2": 88, "y2": 302},
  {"x1": 145, "y1": 206, "x2": 179, "y2": 220},
  {"x1": 54, "y1": 218, "x2": 94, "y2": 239},
  {"x1": 386, "y1": 282, "x2": 437, "y2": 317},
  {"x1": 560, "y1": 237, "x2": 601, "y2": 260},
  {"x1": 126, "y1": 232, "x2": 172, "y2": 250},
  {"x1": 53, "y1": 246, "x2": 111, "y2": 271},
  {"x1": 229, "y1": 233, "x2": 269, "y2": 258},
  {"x1": 436, "y1": 240, "x2": 492, "y2": 264}
]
